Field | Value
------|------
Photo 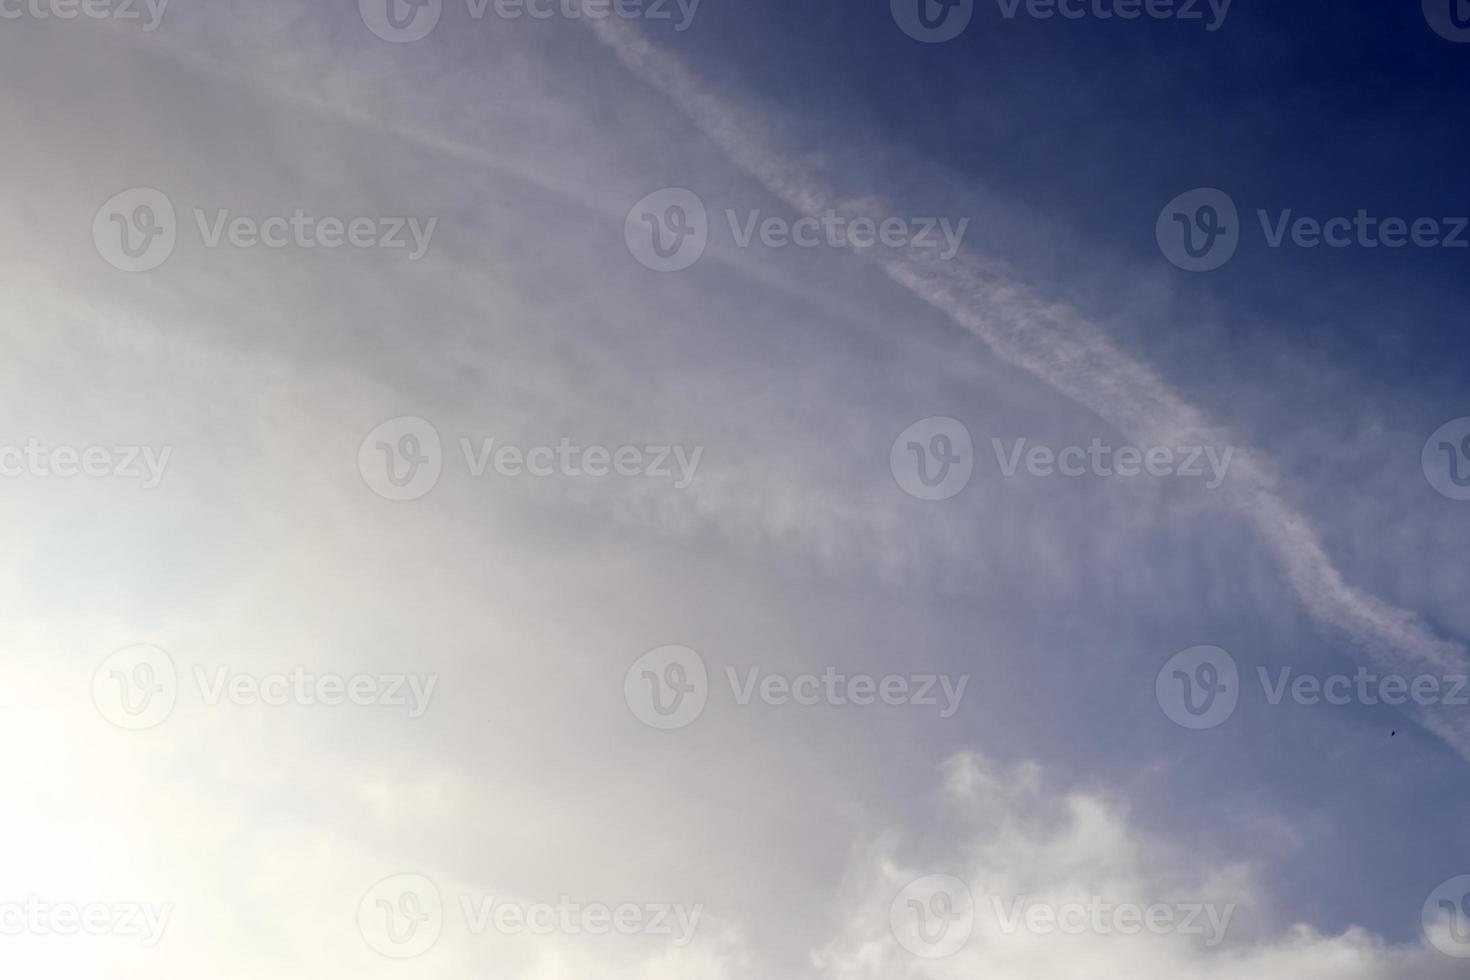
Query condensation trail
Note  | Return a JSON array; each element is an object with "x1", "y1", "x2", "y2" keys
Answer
[{"x1": 582, "y1": 11, "x2": 1470, "y2": 758}]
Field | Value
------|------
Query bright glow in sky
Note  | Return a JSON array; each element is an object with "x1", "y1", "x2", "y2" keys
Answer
[{"x1": 3, "y1": 2, "x2": 1470, "y2": 978}]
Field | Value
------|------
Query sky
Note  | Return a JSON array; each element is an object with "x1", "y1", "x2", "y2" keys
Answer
[{"x1": 1, "y1": 1, "x2": 1469, "y2": 977}]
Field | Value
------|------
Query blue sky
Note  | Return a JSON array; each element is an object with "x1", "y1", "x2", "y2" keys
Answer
[{"x1": 0, "y1": 1, "x2": 1468, "y2": 977}]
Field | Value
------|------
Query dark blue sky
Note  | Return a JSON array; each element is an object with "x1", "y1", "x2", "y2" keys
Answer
[
  {"x1": 629, "y1": 0, "x2": 1470, "y2": 945},
  {"x1": 4, "y1": 2, "x2": 1469, "y2": 974},
  {"x1": 652, "y1": 0, "x2": 1470, "y2": 391}
]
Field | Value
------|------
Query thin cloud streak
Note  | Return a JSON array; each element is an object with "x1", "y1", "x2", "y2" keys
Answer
[
  {"x1": 580, "y1": 11, "x2": 1470, "y2": 758},
  {"x1": 97, "y1": 14, "x2": 943, "y2": 370}
]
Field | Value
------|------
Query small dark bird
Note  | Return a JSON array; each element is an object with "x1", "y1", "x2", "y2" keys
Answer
[{"x1": 1391, "y1": 731, "x2": 1397, "y2": 737}]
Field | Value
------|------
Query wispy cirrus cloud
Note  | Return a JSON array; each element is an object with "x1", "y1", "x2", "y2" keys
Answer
[{"x1": 579, "y1": 8, "x2": 1470, "y2": 759}]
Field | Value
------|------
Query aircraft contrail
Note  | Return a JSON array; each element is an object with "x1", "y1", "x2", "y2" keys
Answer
[{"x1": 582, "y1": 11, "x2": 1470, "y2": 758}]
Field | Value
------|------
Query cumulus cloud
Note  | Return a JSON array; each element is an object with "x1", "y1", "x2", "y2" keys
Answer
[
  {"x1": 0, "y1": 6, "x2": 1463, "y2": 980},
  {"x1": 814, "y1": 754, "x2": 1456, "y2": 980}
]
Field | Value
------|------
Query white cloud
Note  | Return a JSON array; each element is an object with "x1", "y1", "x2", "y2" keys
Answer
[{"x1": 814, "y1": 753, "x2": 1457, "y2": 980}]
